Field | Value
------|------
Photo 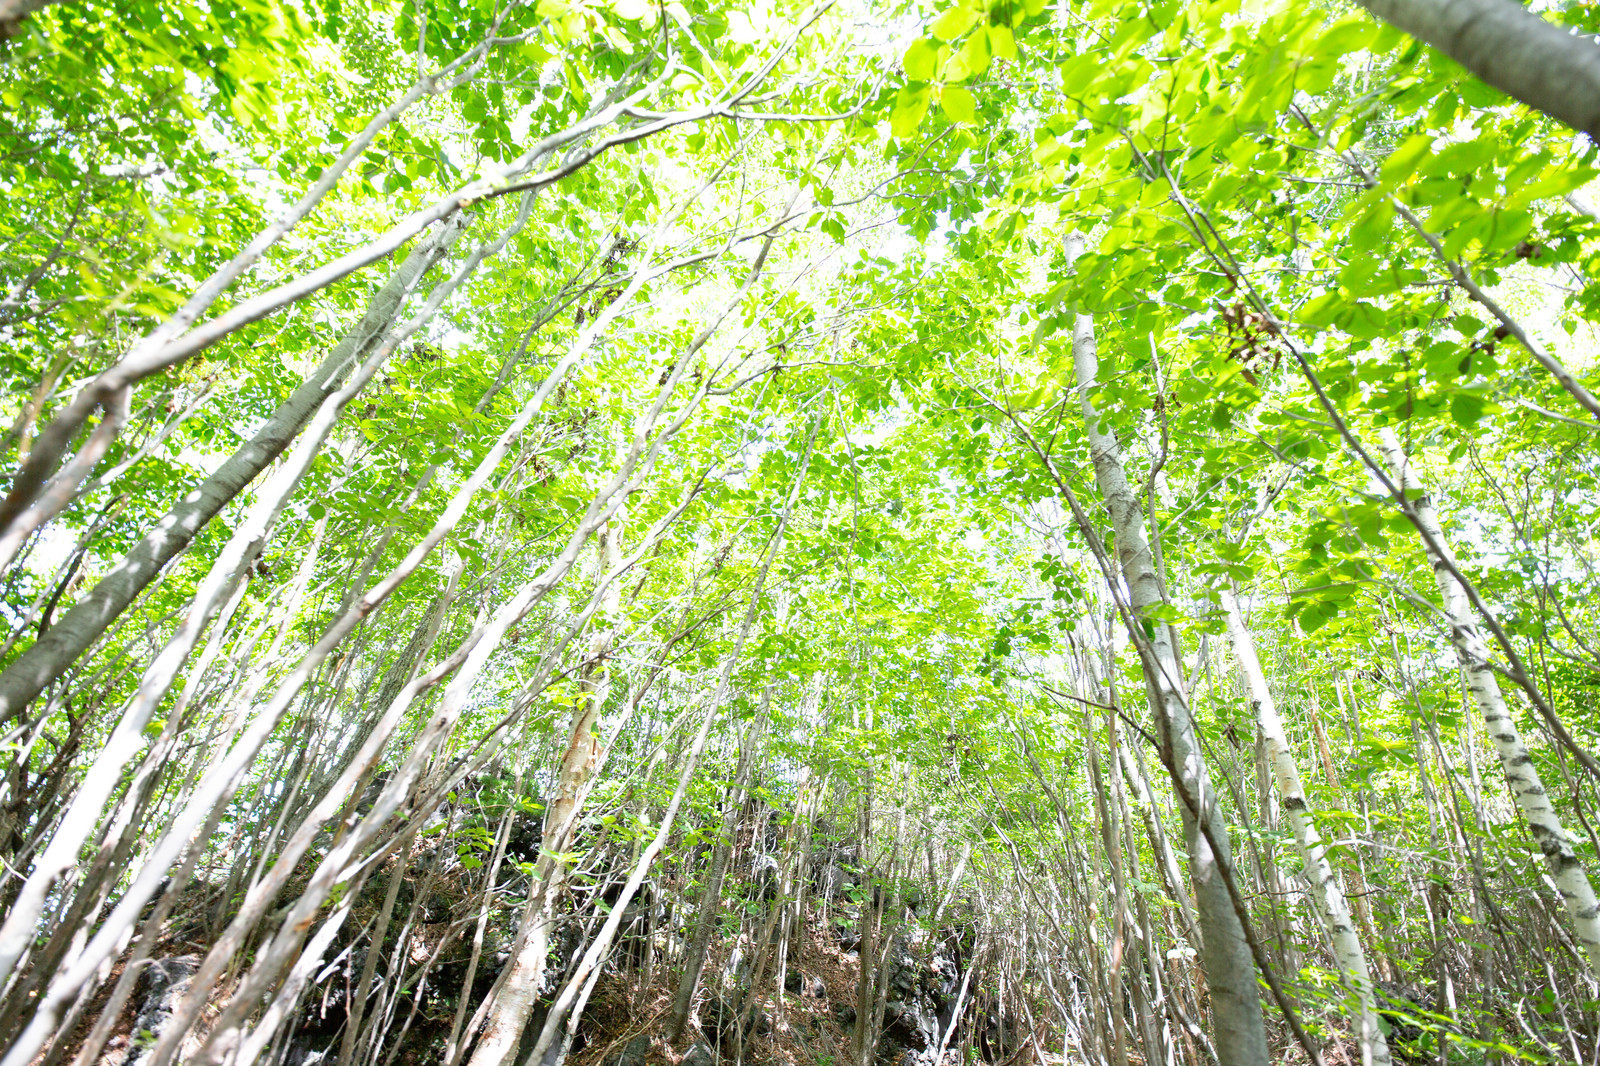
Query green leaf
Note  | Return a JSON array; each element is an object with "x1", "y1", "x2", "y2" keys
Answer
[
  {"x1": 904, "y1": 38, "x2": 938, "y2": 82},
  {"x1": 941, "y1": 85, "x2": 975, "y2": 124},
  {"x1": 1314, "y1": 18, "x2": 1375, "y2": 56},
  {"x1": 988, "y1": 24, "x2": 1017, "y2": 60},
  {"x1": 1450, "y1": 390, "x2": 1486, "y2": 427},
  {"x1": 945, "y1": 28, "x2": 989, "y2": 81},
  {"x1": 891, "y1": 85, "x2": 931, "y2": 140},
  {"x1": 1348, "y1": 199, "x2": 1395, "y2": 253},
  {"x1": 1381, "y1": 134, "x2": 1434, "y2": 184},
  {"x1": 1060, "y1": 53, "x2": 1100, "y2": 95},
  {"x1": 930, "y1": 4, "x2": 980, "y2": 42}
]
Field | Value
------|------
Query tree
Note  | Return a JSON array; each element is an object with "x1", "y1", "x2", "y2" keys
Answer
[{"x1": 4, "y1": 1, "x2": 1600, "y2": 1065}]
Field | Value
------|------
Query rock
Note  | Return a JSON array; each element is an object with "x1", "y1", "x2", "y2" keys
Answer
[
  {"x1": 126, "y1": 956, "x2": 200, "y2": 1066},
  {"x1": 420, "y1": 893, "x2": 452, "y2": 924},
  {"x1": 884, "y1": 999, "x2": 936, "y2": 1051},
  {"x1": 681, "y1": 1043, "x2": 717, "y2": 1066},
  {"x1": 783, "y1": 969, "x2": 827, "y2": 998},
  {"x1": 722, "y1": 945, "x2": 752, "y2": 985},
  {"x1": 975, "y1": 1008, "x2": 1023, "y2": 1061},
  {"x1": 1375, "y1": 980, "x2": 1427, "y2": 1046},
  {"x1": 835, "y1": 1004, "x2": 857, "y2": 1028},
  {"x1": 605, "y1": 1034, "x2": 651, "y2": 1066},
  {"x1": 505, "y1": 815, "x2": 543, "y2": 864},
  {"x1": 751, "y1": 854, "x2": 780, "y2": 902}
]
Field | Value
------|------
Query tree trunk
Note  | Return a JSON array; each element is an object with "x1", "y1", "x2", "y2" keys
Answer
[
  {"x1": 517, "y1": 421, "x2": 818, "y2": 1066},
  {"x1": 1065, "y1": 233, "x2": 1269, "y2": 1066},
  {"x1": 1377, "y1": 429, "x2": 1600, "y2": 974},
  {"x1": 667, "y1": 687, "x2": 766, "y2": 1041},
  {"x1": 1357, "y1": 0, "x2": 1600, "y2": 147},
  {"x1": 468, "y1": 514, "x2": 628, "y2": 1066},
  {"x1": 1220, "y1": 588, "x2": 1391, "y2": 1066},
  {"x1": 0, "y1": 218, "x2": 461, "y2": 728}
]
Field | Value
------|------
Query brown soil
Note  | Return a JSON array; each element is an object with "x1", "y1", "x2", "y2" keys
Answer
[{"x1": 570, "y1": 915, "x2": 863, "y2": 1066}]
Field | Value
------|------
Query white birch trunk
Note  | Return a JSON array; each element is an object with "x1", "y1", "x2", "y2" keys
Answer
[
  {"x1": 468, "y1": 515, "x2": 627, "y2": 1066},
  {"x1": 1378, "y1": 429, "x2": 1600, "y2": 974},
  {"x1": 0, "y1": 217, "x2": 466, "y2": 994},
  {"x1": 1219, "y1": 589, "x2": 1391, "y2": 1066},
  {"x1": 1065, "y1": 233, "x2": 1268, "y2": 1066},
  {"x1": 517, "y1": 422, "x2": 817, "y2": 1066},
  {"x1": 0, "y1": 217, "x2": 460, "y2": 728}
]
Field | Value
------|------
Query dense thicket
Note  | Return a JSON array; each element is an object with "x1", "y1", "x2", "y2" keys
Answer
[{"x1": 4, "y1": 1, "x2": 1600, "y2": 1065}]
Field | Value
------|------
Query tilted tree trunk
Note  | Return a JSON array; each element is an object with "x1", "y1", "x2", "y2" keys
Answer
[
  {"x1": 863, "y1": 786, "x2": 908, "y2": 1066},
  {"x1": 1064, "y1": 234, "x2": 1270, "y2": 1066},
  {"x1": 851, "y1": 705, "x2": 878, "y2": 1066},
  {"x1": 0, "y1": 217, "x2": 471, "y2": 993},
  {"x1": 516, "y1": 421, "x2": 817, "y2": 1066},
  {"x1": 0, "y1": 0, "x2": 60, "y2": 38},
  {"x1": 458, "y1": 513, "x2": 628, "y2": 1066},
  {"x1": 1356, "y1": 0, "x2": 1600, "y2": 147},
  {"x1": 0, "y1": 218, "x2": 461, "y2": 729},
  {"x1": 1377, "y1": 429, "x2": 1600, "y2": 974},
  {"x1": 1115, "y1": 738, "x2": 1200, "y2": 945},
  {"x1": 667, "y1": 687, "x2": 765, "y2": 1041},
  {"x1": 1219, "y1": 588, "x2": 1392, "y2": 1066}
]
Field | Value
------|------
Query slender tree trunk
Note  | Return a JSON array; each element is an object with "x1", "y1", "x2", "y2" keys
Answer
[
  {"x1": 1378, "y1": 429, "x2": 1600, "y2": 974},
  {"x1": 517, "y1": 420, "x2": 818, "y2": 1066},
  {"x1": 852, "y1": 703, "x2": 878, "y2": 1066},
  {"x1": 0, "y1": 212, "x2": 470, "y2": 992},
  {"x1": 667, "y1": 686, "x2": 766, "y2": 1041},
  {"x1": 466, "y1": 513, "x2": 628, "y2": 1066},
  {"x1": 1085, "y1": 702, "x2": 1127, "y2": 1066},
  {"x1": 1219, "y1": 589, "x2": 1391, "y2": 1066},
  {"x1": 864, "y1": 787, "x2": 907, "y2": 1066},
  {"x1": 1356, "y1": 0, "x2": 1600, "y2": 147},
  {"x1": 1065, "y1": 233, "x2": 1270, "y2": 1066},
  {"x1": 0, "y1": 218, "x2": 461, "y2": 728}
]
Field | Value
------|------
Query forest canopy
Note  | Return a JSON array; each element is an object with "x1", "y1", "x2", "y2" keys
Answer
[{"x1": 3, "y1": 1, "x2": 1600, "y2": 1065}]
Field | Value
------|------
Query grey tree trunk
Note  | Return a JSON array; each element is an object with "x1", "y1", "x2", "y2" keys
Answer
[
  {"x1": 666, "y1": 691, "x2": 764, "y2": 1041},
  {"x1": 0, "y1": 223, "x2": 459, "y2": 726},
  {"x1": 1220, "y1": 590, "x2": 1391, "y2": 1066},
  {"x1": 0, "y1": 0, "x2": 59, "y2": 38},
  {"x1": 1065, "y1": 233, "x2": 1270, "y2": 1066},
  {"x1": 467, "y1": 518, "x2": 627, "y2": 1066},
  {"x1": 517, "y1": 421, "x2": 818, "y2": 1066},
  {"x1": 1357, "y1": 0, "x2": 1600, "y2": 139},
  {"x1": 1378, "y1": 429, "x2": 1600, "y2": 974}
]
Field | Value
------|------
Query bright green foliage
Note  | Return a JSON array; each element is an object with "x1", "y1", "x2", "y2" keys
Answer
[{"x1": 5, "y1": 0, "x2": 1600, "y2": 1062}]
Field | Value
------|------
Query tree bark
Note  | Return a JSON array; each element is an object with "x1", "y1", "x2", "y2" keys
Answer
[
  {"x1": 666, "y1": 687, "x2": 764, "y2": 1041},
  {"x1": 517, "y1": 420, "x2": 818, "y2": 1066},
  {"x1": 1065, "y1": 233, "x2": 1269, "y2": 1066},
  {"x1": 1378, "y1": 429, "x2": 1600, "y2": 975},
  {"x1": 0, "y1": 219, "x2": 459, "y2": 727},
  {"x1": 1356, "y1": 0, "x2": 1600, "y2": 140},
  {"x1": 468, "y1": 516, "x2": 628, "y2": 1066},
  {"x1": 0, "y1": 0, "x2": 59, "y2": 39},
  {"x1": 1220, "y1": 589, "x2": 1391, "y2": 1066}
]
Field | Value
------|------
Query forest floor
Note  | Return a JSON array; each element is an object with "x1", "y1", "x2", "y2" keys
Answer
[
  {"x1": 570, "y1": 918, "x2": 865, "y2": 1066},
  {"x1": 67, "y1": 896, "x2": 876, "y2": 1066}
]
